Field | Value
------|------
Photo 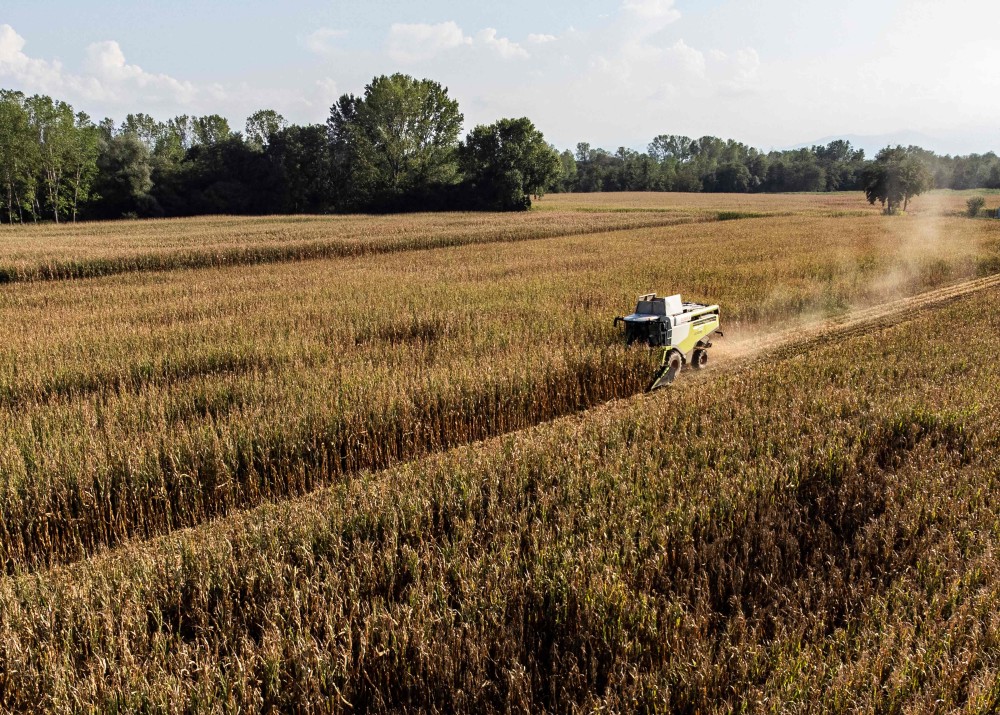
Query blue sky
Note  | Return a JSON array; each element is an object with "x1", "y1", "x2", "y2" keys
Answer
[{"x1": 2, "y1": 1, "x2": 998, "y2": 154}]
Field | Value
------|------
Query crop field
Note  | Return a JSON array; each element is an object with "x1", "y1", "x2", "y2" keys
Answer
[
  {"x1": 2, "y1": 192, "x2": 1000, "y2": 712},
  {"x1": 537, "y1": 188, "x2": 996, "y2": 216},
  {"x1": 0, "y1": 210, "x2": 709, "y2": 282}
]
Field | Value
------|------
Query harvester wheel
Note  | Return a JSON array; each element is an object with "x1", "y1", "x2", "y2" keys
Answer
[{"x1": 692, "y1": 348, "x2": 708, "y2": 369}]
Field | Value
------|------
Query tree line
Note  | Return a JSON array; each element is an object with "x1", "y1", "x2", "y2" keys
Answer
[
  {"x1": 0, "y1": 75, "x2": 561, "y2": 223},
  {"x1": 557, "y1": 138, "x2": 1000, "y2": 195},
  {"x1": 1, "y1": 74, "x2": 998, "y2": 223}
]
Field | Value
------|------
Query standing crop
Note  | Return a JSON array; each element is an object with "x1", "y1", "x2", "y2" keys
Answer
[
  {"x1": 0, "y1": 206, "x2": 997, "y2": 571},
  {"x1": 0, "y1": 285, "x2": 996, "y2": 712},
  {"x1": 0, "y1": 195, "x2": 1000, "y2": 711}
]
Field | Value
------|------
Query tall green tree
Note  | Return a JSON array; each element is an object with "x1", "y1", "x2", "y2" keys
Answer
[
  {"x1": 328, "y1": 74, "x2": 463, "y2": 210},
  {"x1": 710, "y1": 162, "x2": 753, "y2": 193},
  {"x1": 458, "y1": 118, "x2": 560, "y2": 210},
  {"x1": 814, "y1": 140, "x2": 864, "y2": 190},
  {"x1": 648, "y1": 134, "x2": 694, "y2": 163},
  {"x1": 192, "y1": 115, "x2": 232, "y2": 146},
  {"x1": 94, "y1": 133, "x2": 154, "y2": 218},
  {"x1": 863, "y1": 146, "x2": 933, "y2": 214},
  {"x1": 266, "y1": 124, "x2": 332, "y2": 213},
  {"x1": 245, "y1": 109, "x2": 287, "y2": 150},
  {"x1": 67, "y1": 112, "x2": 101, "y2": 222},
  {"x1": 120, "y1": 113, "x2": 164, "y2": 151},
  {"x1": 162, "y1": 115, "x2": 194, "y2": 156},
  {"x1": 25, "y1": 95, "x2": 78, "y2": 223},
  {"x1": 557, "y1": 149, "x2": 577, "y2": 192},
  {"x1": 0, "y1": 90, "x2": 39, "y2": 223}
]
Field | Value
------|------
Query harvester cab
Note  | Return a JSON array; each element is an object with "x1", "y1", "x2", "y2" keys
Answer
[{"x1": 614, "y1": 293, "x2": 722, "y2": 390}]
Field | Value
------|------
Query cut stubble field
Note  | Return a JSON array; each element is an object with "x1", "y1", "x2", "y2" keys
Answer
[{"x1": 2, "y1": 191, "x2": 1000, "y2": 712}]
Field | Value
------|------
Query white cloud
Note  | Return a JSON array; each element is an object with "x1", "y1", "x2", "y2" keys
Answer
[
  {"x1": 663, "y1": 39, "x2": 706, "y2": 77},
  {"x1": 304, "y1": 27, "x2": 348, "y2": 55},
  {"x1": 622, "y1": 0, "x2": 681, "y2": 23},
  {"x1": 84, "y1": 41, "x2": 139, "y2": 80},
  {"x1": 0, "y1": 23, "x2": 325, "y2": 125},
  {"x1": 386, "y1": 21, "x2": 472, "y2": 63},
  {"x1": 386, "y1": 22, "x2": 529, "y2": 63},
  {"x1": 475, "y1": 29, "x2": 529, "y2": 60},
  {"x1": 438, "y1": 0, "x2": 767, "y2": 149},
  {"x1": 83, "y1": 40, "x2": 197, "y2": 103},
  {"x1": 316, "y1": 77, "x2": 339, "y2": 101},
  {"x1": 0, "y1": 25, "x2": 200, "y2": 108},
  {"x1": 563, "y1": 3, "x2": 754, "y2": 103},
  {"x1": 0, "y1": 24, "x2": 65, "y2": 91},
  {"x1": 725, "y1": 48, "x2": 760, "y2": 91},
  {"x1": 0, "y1": 6, "x2": 769, "y2": 149}
]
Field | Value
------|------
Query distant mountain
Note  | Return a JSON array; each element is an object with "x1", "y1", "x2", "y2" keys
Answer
[{"x1": 789, "y1": 131, "x2": 997, "y2": 158}]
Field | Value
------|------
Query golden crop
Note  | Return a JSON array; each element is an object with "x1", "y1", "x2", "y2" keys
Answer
[
  {"x1": 537, "y1": 187, "x2": 988, "y2": 216},
  {"x1": 0, "y1": 210, "x2": 707, "y2": 282},
  {"x1": 0, "y1": 192, "x2": 999, "y2": 711}
]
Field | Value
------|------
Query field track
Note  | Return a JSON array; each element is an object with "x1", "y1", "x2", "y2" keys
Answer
[
  {"x1": 715, "y1": 271, "x2": 1000, "y2": 368},
  {"x1": 565, "y1": 270, "x2": 1000, "y2": 421}
]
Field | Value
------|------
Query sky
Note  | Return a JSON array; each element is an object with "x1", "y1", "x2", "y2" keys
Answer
[{"x1": 1, "y1": 0, "x2": 998, "y2": 155}]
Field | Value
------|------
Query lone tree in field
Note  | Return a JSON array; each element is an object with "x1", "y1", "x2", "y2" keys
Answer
[
  {"x1": 458, "y1": 118, "x2": 560, "y2": 210},
  {"x1": 966, "y1": 196, "x2": 986, "y2": 217},
  {"x1": 862, "y1": 146, "x2": 932, "y2": 214},
  {"x1": 328, "y1": 74, "x2": 463, "y2": 211}
]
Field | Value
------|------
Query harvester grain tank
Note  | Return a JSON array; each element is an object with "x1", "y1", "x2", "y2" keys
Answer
[{"x1": 615, "y1": 293, "x2": 722, "y2": 390}]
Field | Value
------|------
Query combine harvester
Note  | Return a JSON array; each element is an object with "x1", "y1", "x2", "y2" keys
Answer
[{"x1": 615, "y1": 293, "x2": 722, "y2": 390}]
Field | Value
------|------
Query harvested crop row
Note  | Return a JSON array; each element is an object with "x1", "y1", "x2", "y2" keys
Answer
[
  {"x1": 0, "y1": 214, "x2": 997, "y2": 573},
  {"x1": 1, "y1": 287, "x2": 997, "y2": 713},
  {"x1": 0, "y1": 210, "x2": 708, "y2": 282}
]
